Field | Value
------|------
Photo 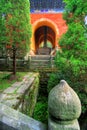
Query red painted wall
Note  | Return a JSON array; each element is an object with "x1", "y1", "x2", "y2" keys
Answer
[
  {"x1": 30, "y1": 13, "x2": 67, "y2": 38},
  {"x1": 29, "y1": 13, "x2": 67, "y2": 53}
]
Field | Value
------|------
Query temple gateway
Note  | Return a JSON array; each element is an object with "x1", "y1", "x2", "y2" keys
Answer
[{"x1": 29, "y1": 0, "x2": 67, "y2": 55}]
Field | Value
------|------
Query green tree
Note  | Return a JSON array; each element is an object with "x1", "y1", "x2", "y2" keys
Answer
[
  {"x1": 60, "y1": 0, "x2": 87, "y2": 66},
  {"x1": 6, "y1": 0, "x2": 31, "y2": 76},
  {"x1": 59, "y1": 22, "x2": 87, "y2": 61},
  {"x1": 0, "y1": 0, "x2": 11, "y2": 49},
  {"x1": 48, "y1": 0, "x2": 87, "y2": 115},
  {"x1": 7, "y1": 0, "x2": 31, "y2": 74},
  {"x1": 63, "y1": 0, "x2": 87, "y2": 24}
]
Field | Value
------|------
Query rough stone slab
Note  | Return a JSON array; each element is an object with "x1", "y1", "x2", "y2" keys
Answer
[
  {"x1": 0, "y1": 93, "x2": 22, "y2": 108},
  {"x1": 0, "y1": 97, "x2": 19, "y2": 108},
  {"x1": 3, "y1": 82, "x2": 22, "y2": 94},
  {"x1": 17, "y1": 77, "x2": 34, "y2": 94},
  {"x1": 3, "y1": 72, "x2": 34, "y2": 94},
  {"x1": 0, "y1": 73, "x2": 41, "y2": 129},
  {"x1": 0, "y1": 93, "x2": 21, "y2": 100},
  {"x1": 0, "y1": 73, "x2": 38, "y2": 108},
  {"x1": 0, "y1": 103, "x2": 47, "y2": 130}
]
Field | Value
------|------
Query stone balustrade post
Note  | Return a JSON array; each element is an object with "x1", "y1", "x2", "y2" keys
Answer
[{"x1": 48, "y1": 80, "x2": 81, "y2": 130}]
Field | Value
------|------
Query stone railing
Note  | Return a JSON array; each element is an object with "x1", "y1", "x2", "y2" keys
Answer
[
  {"x1": 0, "y1": 78, "x2": 82, "y2": 130},
  {"x1": 0, "y1": 73, "x2": 39, "y2": 116},
  {"x1": 48, "y1": 80, "x2": 81, "y2": 130},
  {"x1": 0, "y1": 55, "x2": 55, "y2": 71},
  {"x1": 28, "y1": 55, "x2": 55, "y2": 70},
  {"x1": 0, "y1": 57, "x2": 29, "y2": 71},
  {"x1": 0, "y1": 103, "x2": 46, "y2": 130}
]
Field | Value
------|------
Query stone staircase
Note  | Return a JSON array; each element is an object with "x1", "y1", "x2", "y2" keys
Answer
[
  {"x1": 37, "y1": 47, "x2": 51, "y2": 55},
  {"x1": 29, "y1": 55, "x2": 55, "y2": 70}
]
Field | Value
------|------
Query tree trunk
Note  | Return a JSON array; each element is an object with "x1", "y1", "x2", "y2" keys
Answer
[{"x1": 13, "y1": 47, "x2": 16, "y2": 76}]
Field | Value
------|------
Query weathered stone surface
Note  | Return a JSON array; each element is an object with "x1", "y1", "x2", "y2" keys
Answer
[
  {"x1": 48, "y1": 118, "x2": 80, "y2": 130},
  {"x1": 3, "y1": 82, "x2": 22, "y2": 93},
  {"x1": 48, "y1": 80, "x2": 81, "y2": 120},
  {"x1": 0, "y1": 73, "x2": 39, "y2": 115},
  {"x1": 17, "y1": 77, "x2": 34, "y2": 94},
  {"x1": 0, "y1": 103, "x2": 47, "y2": 130}
]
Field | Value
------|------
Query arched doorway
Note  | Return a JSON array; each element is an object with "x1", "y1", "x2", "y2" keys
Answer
[
  {"x1": 30, "y1": 18, "x2": 59, "y2": 55},
  {"x1": 35, "y1": 26, "x2": 55, "y2": 55}
]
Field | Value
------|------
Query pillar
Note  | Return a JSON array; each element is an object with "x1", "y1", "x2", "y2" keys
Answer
[{"x1": 48, "y1": 80, "x2": 81, "y2": 130}]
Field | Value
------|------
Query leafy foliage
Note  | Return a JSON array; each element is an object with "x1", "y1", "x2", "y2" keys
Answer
[
  {"x1": 33, "y1": 96, "x2": 48, "y2": 124},
  {"x1": 0, "y1": 0, "x2": 11, "y2": 49},
  {"x1": 63, "y1": 0, "x2": 87, "y2": 23},
  {"x1": 59, "y1": 22, "x2": 87, "y2": 60},
  {"x1": 6, "y1": 0, "x2": 32, "y2": 53},
  {"x1": 48, "y1": 52, "x2": 87, "y2": 114},
  {"x1": 0, "y1": 72, "x2": 28, "y2": 92},
  {"x1": 0, "y1": 0, "x2": 32, "y2": 75},
  {"x1": 48, "y1": 0, "x2": 87, "y2": 115}
]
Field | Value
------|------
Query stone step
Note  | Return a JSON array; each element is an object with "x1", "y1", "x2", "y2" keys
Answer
[
  {"x1": 29, "y1": 55, "x2": 55, "y2": 70},
  {"x1": 29, "y1": 67, "x2": 57, "y2": 72},
  {"x1": 30, "y1": 64, "x2": 51, "y2": 68},
  {"x1": 37, "y1": 48, "x2": 51, "y2": 55},
  {"x1": 29, "y1": 62, "x2": 55, "y2": 67},
  {"x1": 30, "y1": 61, "x2": 54, "y2": 67},
  {"x1": 29, "y1": 55, "x2": 54, "y2": 61},
  {"x1": 31, "y1": 60, "x2": 50, "y2": 63}
]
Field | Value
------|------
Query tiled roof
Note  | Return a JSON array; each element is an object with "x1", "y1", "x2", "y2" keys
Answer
[{"x1": 30, "y1": 0, "x2": 64, "y2": 13}]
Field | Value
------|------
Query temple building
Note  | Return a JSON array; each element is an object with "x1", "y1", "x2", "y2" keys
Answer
[
  {"x1": 30, "y1": 0, "x2": 64, "y2": 12},
  {"x1": 30, "y1": 0, "x2": 67, "y2": 55}
]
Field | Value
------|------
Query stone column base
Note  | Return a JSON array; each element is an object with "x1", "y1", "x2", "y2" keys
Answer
[{"x1": 48, "y1": 118, "x2": 80, "y2": 130}]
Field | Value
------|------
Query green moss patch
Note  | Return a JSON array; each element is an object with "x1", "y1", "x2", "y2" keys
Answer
[{"x1": 0, "y1": 72, "x2": 28, "y2": 92}]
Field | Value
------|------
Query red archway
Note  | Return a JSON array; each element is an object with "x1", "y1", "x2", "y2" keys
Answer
[{"x1": 30, "y1": 18, "x2": 59, "y2": 54}]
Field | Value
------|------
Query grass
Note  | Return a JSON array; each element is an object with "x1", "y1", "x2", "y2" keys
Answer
[
  {"x1": 33, "y1": 96, "x2": 48, "y2": 124},
  {"x1": 0, "y1": 71, "x2": 28, "y2": 92},
  {"x1": 33, "y1": 82, "x2": 48, "y2": 124}
]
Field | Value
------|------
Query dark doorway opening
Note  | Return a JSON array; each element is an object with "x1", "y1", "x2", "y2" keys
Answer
[{"x1": 34, "y1": 26, "x2": 55, "y2": 55}]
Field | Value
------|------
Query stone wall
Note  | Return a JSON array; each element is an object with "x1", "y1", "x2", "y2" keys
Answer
[
  {"x1": 0, "y1": 73, "x2": 39, "y2": 116},
  {"x1": 0, "y1": 58, "x2": 29, "y2": 71},
  {"x1": 0, "y1": 72, "x2": 47, "y2": 130},
  {"x1": 0, "y1": 103, "x2": 47, "y2": 130}
]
